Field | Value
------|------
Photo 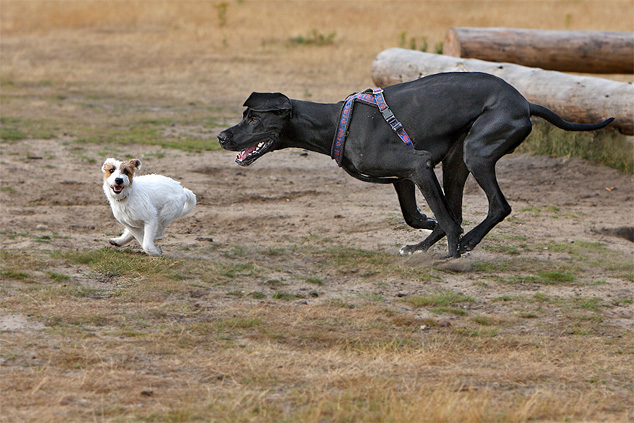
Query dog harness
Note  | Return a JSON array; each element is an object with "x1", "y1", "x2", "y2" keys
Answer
[{"x1": 331, "y1": 88, "x2": 414, "y2": 166}]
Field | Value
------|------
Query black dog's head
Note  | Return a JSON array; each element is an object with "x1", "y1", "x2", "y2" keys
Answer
[{"x1": 218, "y1": 92, "x2": 292, "y2": 166}]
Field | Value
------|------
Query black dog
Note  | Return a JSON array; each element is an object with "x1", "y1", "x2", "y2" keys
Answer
[{"x1": 218, "y1": 72, "x2": 613, "y2": 257}]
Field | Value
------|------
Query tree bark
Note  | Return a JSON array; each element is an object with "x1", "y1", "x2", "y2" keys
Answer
[
  {"x1": 443, "y1": 27, "x2": 634, "y2": 74},
  {"x1": 371, "y1": 48, "x2": 633, "y2": 135}
]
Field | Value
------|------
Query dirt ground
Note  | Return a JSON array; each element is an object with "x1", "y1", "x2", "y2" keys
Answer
[
  {"x1": 2, "y1": 134, "x2": 632, "y2": 329},
  {"x1": 1, "y1": 1, "x2": 634, "y2": 420}
]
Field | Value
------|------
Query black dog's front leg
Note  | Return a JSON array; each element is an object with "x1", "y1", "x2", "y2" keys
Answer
[
  {"x1": 393, "y1": 179, "x2": 437, "y2": 230},
  {"x1": 395, "y1": 179, "x2": 449, "y2": 256},
  {"x1": 399, "y1": 144, "x2": 470, "y2": 257}
]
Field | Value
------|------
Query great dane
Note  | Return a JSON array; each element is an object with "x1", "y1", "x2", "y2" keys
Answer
[{"x1": 218, "y1": 72, "x2": 614, "y2": 258}]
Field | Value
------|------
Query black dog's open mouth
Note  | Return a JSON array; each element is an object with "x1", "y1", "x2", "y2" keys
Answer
[
  {"x1": 235, "y1": 140, "x2": 274, "y2": 167},
  {"x1": 111, "y1": 185, "x2": 124, "y2": 194}
]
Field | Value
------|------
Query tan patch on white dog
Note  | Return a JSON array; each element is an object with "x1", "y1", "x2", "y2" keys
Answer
[{"x1": 102, "y1": 161, "x2": 117, "y2": 181}]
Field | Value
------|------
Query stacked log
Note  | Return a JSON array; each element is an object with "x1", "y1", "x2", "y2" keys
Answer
[
  {"x1": 371, "y1": 48, "x2": 634, "y2": 135},
  {"x1": 443, "y1": 28, "x2": 634, "y2": 74}
]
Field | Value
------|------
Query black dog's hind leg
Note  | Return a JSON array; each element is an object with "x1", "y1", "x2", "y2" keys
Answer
[
  {"x1": 393, "y1": 179, "x2": 437, "y2": 230},
  {"x1": 459, "y1": 112, "x2": 532, "y2": 253},
  {"x1": 400, "y1": 144, "x2": 469, "y2": 256}
]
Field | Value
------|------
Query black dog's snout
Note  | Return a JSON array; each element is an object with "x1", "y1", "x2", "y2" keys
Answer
[
  {"x1": 217, "y1": 131, "x2": 229, "y2": 144},
  {"x1": 115, "y1": 177, "x2": 124, "y2": 185},
  {"x1": 217, "y1": 130, "x2": 235, "y2": 151}
]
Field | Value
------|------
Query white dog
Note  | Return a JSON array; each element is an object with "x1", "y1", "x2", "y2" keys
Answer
[{"x1": 102, "y1": 158, "x2": 196, "y2": 256}]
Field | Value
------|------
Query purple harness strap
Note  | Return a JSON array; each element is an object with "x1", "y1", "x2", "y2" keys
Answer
[{"x1": 332, "y1": 88, "x2": 414, "y2": 166}]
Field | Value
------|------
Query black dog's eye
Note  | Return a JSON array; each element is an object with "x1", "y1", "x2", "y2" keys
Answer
[{"x1": 249, "y1": 118, "x2": 258, "y2": 125}]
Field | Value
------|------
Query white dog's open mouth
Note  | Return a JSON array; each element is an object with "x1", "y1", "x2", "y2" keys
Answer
[
  {"x1": 235, "y1": 140, "x2": 274, "y2": 167},
  {"x1": 111, "y1": 185, "x2": 124, "y2": 194}
]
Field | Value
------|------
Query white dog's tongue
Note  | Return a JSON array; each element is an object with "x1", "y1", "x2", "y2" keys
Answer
[{"x1": 237, "y1": 145, "x2": 258, "y2": 162}]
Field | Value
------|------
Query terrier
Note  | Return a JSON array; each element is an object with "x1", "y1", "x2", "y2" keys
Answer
[{"x1": 102, "y1": 158, "x2": 196, "y2": 256}]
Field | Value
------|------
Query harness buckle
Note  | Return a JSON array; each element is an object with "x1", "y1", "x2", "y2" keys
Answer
[{"x1": 381, "y1": 107, "x2": 396, "y2": 123}]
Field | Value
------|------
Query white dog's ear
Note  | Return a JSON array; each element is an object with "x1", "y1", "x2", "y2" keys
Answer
[{"x1": 129, "y1": 159, "x2": 142, "y2": 171}]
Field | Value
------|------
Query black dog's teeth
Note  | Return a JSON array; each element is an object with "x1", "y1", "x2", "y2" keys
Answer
[
  {"x1": 248, "y1": 144, "x2": 260, "y2": 158},
  {"x1": 236, "y1": 140, "x2": 273, "y2": 166}
]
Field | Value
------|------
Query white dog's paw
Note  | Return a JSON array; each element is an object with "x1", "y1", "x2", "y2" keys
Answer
[
  {"x1": 144, "y1": 245, "x2": 163, "y2": 256},
  {"x1": 109, "y1": 238, "x2": 123, "y2": 247}
]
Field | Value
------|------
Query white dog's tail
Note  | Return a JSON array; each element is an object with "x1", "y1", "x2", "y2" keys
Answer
[{"x1": 181, "y1": 189, "x2": 197, "y2": 217}]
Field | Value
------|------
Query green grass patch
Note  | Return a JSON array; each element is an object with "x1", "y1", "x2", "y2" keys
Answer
[
  {"x1": 272, "y1": 291, "x2": 304, "y2": 301},
  {"x1": 0, "y1": 116, "x2": 57, "y2": 142},
  {"x1": 483, "y1": 244, "x2": 521, "y2": 255},
  {"x1": 571, "y1": 297, "x2": 604, "y2": 312},
  {"x1": 290, "y1": 29, "x2": 336, "y2": 46},
  {"x1": 218, "y1": 263, "x2": 260, "y2": 279},
  {"x1": 533, "y1": 292, "x2": 551, "y2": 302},
  {"x1": 473, "y1": 316, "x2": 495, "y2": 326},
  {"x1": 76, "y1": 122, "x2": 222, "y2": 153},
  {"x1": 47, "y1": 272, "x2": 71, "y2": 282},
  {"x1": 247, "y1": 291, "x2": 267, "y2": 299},
  {"x1": 1, "y1": 269, "x2": 30, "y2": 281},
  {"x1": 473, "y1": 260, "x2": 511, "y2": 273},
  {"x1": 53, "y1": 248, "x2": 180, "y2": 277},
  {"x1": 518, "y1": 121, "x2": 633, "y2": 173},
  {"x1": 305, "y1": 277, "x2": 324, "y2": 286},
  {"x1": 537, "y1": 270, "x2": 575, "y2": 284},
  {"x1": 0, "y1": 125, "x2": 27, "y2": 141},
  {"x1": 0, "y1": 249, "x2": 54, "y2": 281}
]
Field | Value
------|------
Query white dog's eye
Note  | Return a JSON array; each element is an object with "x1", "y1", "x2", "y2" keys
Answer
[{"x1": 109, "y1": 168, "x2": 115, "y2": 174}]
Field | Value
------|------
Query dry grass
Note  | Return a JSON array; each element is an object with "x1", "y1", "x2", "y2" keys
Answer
[
  {"x1": 1, "y1": 1, "x2": 633, "y2": 422},
  {"x1": 1, "y1": 239, "x2": 632, "y2": 422},
  {"x1": 2, "y1": 1, "x2": 632, "y2": 107}
]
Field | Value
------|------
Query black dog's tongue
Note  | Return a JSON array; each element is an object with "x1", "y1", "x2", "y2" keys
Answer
[{"x1": 236, "y1": 145, "x2": 257, "y2": 163}]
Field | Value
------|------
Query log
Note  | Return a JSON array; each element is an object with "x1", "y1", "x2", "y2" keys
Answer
[
  {"x1": 371, "y1": 48, "x2": 634, "y2": 135},
  {"x1": 444, "y1": 27, "x2": 634, "y2": 74}
]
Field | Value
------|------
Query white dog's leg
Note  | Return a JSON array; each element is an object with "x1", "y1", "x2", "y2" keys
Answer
[
  {"x1": 109, "y1": 228, "x2": 134, "y2": 247},
  {"x1": 142, "y1": 221, "x2": 162, "y2": 256}
]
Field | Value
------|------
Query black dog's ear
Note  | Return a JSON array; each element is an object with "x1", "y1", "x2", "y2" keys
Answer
[{"x1": 244, "y1": 92, "x2": 292, "y2": 116}]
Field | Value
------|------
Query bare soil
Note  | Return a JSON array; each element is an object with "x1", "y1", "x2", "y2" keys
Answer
[
  {"x1": 2, "y1": 135, "x2": 632, "y2": 331},
  {"x1": 1, "y1": 2, "x2": 633, "y2": 420}
]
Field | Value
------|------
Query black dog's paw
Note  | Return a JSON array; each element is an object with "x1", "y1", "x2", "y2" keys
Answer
[
  {"x1": 457, "y1": 237, "x2": 475, "y2": 254},
  {"x1": 399, "y1": 242, "x2": 432, "y2": 256},
  {"x1": 399, "y1": 244, "x2": 420, "y2": 256}
]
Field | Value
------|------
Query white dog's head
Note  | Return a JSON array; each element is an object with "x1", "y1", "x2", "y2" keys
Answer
[{"x1": 102, "y1": 158, "x2": 142, "y2": 199}]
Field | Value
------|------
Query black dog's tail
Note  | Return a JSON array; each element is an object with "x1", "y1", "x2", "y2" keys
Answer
[{"x1": 530, "y1": 103, "x2": 614, "y2": 132}]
